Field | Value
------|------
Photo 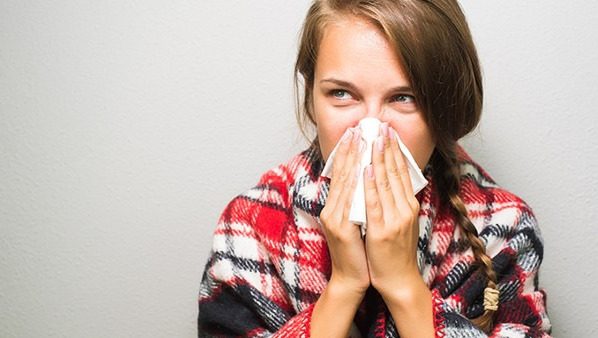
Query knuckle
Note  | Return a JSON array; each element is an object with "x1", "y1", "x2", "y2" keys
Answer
[
  {"x1": 331, "y1": 162, "x2": 339, "y2": 173},
  {"x1": 369, "y1": 200, "x2": 383, "y2": 215},
  {"x1": 335, "y1": 231, "x2": 351, "y2": 242},
  {"x1": 369, "y1": 229, "x2": 391, "y2": 242},
  {"x1": 409, "y1": 198, "x2": 420, "y2": 210},
  {"x1": 339, "y1": 168, "x2": 351, "y2": 182},
  {"x1": 338, "y1": 141, "x2": 349, "y2": 154},
  {"x1": 380, "y1": 178, "x2": 392, "y2": 192},
  {"x1": 379, "y1": 232, "x2": 393, "y2": 243},
  {"x1": 331, "y1": 162, "x2": 343, "y2": 176},
  {"x1": 343, "y1": 178, "x2": 353, "y2": 191},
  {"x1": 348, "y1": 143, "x2": 357, "y2": 156},
  {"x1": 321, "y1": 206, "x2": 341, "y2": 224},
  {"x1": 399, "y1": 165, "x2": 409, "y2": 177},
  {"x1": 323, "y1": 215, "x2": 341, "y2": 230},
  {"x1": 365, "y1": 196, "x2": 376, "y2": 209},
  {"x1": 402, "y1": 212, "x2": 416, "y2": 225},
  {"x1": 389, "y1": 165, "x2": 401, "y2": 178}
]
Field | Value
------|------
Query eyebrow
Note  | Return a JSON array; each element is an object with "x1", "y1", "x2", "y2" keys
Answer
[{"x1": 319, "y1": 78, "x2": 413, "y2": 93}]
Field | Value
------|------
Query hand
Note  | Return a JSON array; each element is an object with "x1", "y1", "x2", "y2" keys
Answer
[
  {"x1": 363, "y1": 123, "x2": 424, "y2": 297},
  {"x1": 319, "y1": 127, "x2": 370, "y2": 295}
]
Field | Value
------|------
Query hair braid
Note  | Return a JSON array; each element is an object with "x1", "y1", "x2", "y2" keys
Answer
[
  {"x1": 431, "y1": 146, "x2": 498, "y2": 332},
  {"x1": 294, "y1": 0, "x2": 493, "y2": 329}
]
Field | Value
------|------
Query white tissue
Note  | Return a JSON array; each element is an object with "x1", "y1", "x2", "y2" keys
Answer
[{"x1": 321, "y1": 117, "x2": 428, "y2": 235}]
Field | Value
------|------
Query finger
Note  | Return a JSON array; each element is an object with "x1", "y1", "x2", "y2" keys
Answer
[
  {"x1": 381, "y1": 123, "x2": 409, "y2": 206},
  {"x1": 330, "y1": 129, "x2": 364, "y2": 214},
  {"x1": 336, "y1": 137, "x2": 366, "y2": 221},
  {"x1": 339, "y1": 156, "x2": 362, "y2": 223},
  {"x1": 327, "y1": 128, "x2": 356, "y2": 207},
  {"x1": 371, "y1": 133, "x2": 397, "y2": 222},
  {"x1": 389, "y1": 126, "x2": 415, "y2": 196},
  {"x1": 382, "y1": 124, "x2": 415, "y2": 219},
  {"x1": 363, "y1": 164, "x2": 384, "y2": 231}
]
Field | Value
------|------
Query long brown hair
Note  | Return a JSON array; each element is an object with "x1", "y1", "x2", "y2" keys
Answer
[{"x1": 294, "y1": 0, "x2": 497, "y2": 332}]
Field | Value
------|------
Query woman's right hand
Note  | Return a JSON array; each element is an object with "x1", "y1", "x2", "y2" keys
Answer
[
  {"x1": 319, "y1": 127, "x2": 369, "y2": 295},
  {"x1": 310, "y1": 127, "x2": 368, "y2": 337}
]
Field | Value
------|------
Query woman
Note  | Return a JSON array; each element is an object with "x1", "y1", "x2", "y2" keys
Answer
[{"x1": 198, "y1": 0, "x2": 551, "y2": 337}]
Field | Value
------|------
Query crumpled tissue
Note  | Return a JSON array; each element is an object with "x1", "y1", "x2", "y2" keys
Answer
[{"x1": 321, "y1": 117, "x2": 428, "y2": 235}]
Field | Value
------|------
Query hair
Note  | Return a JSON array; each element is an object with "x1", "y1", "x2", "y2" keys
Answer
[{"x1": 294, "y1": 0, "x2": 497, "y2": 332}]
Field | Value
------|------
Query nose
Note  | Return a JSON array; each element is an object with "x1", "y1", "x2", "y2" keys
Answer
[{"x1": 361, "y1": 100, "x2": 390, "y2": 122}]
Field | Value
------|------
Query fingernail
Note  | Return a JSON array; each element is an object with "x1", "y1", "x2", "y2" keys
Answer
[
  {"x1": 354, "y1": 163, "x2": 361, "y2": 178},
  {"x1": 352, "y1": 128, "x2": 360, "y2": 142},
  {"x1": 382, "y1": 123, "x2": 389, "y2": 138},
  {"x1": 366, "y1": 165, "x2": 374, "y2": 179},
  {"x1": 377, "y1": 136, "x2": 384, "y2": 152},
  {"x1": 342, "y1": 129, "x2": 352, "y2": 143},
  {"x1": 389, "y1": 127, "x2": 396, "y2": 141},
  {"x1": 358, "y1": 140, "x2": 366, "y2": 154}
]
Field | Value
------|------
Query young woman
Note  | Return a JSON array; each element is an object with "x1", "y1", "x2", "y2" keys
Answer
[{"x1": 198, "y1": 0, "x2": 551, "y2": 337}]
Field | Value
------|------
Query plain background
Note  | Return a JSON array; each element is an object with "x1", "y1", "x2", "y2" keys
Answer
[{"x1": 1, "y1": 0, "x2": 597, "y2": 337}]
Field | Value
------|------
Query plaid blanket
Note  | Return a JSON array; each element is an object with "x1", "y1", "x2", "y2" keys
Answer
[{"x1": 198, "y1": 146, "x2": 551, "y2": 337}]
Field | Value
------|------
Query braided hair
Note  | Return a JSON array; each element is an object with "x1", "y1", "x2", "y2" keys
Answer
[{"x1": 295, "y1": 0, "x2": 499, "y2": 331}]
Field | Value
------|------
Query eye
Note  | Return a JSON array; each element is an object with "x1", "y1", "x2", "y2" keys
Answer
[
  {"x1": 392, "y1": 94, "x2": 415, "y2": 104},
  {"x1": 331, "y1": 90, "x2": 354, "y2": 100}
]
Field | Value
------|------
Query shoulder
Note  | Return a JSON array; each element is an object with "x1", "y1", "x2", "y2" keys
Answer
[
  {"x1": 457, "y1": 148, "x2": 543, "y2": 256},
  {"x1": 216, "y1": 147, "x2": 322, "y2": 236},
  {"x1": 248, "y1": 147, "x2": 321, "y2": 207}
]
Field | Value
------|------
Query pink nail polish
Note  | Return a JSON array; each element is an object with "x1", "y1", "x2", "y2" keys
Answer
[
  {"x1": 358, "y1": 140, "x2": 365, "y2": 154},
  {"x1": 342, "y1": 129, "x2": 352, "y2": 143},
  {"x1": 389, "y1": 127, "x2": 396, "y2": 141},
  {"x1": 353, "y1": 128, "x2": 360, "y2": 142},
  {"x1": 366, "y1": 165, "x2": 374, "y2": 179},
  {"x1": 382, "y1": 123, "x2": 389, "y2": 138},
  {"x1": 377, "y1": 136, "x2": 384, "y2": 152},
  {"x1": 354, "y1": 163, "x2": 361, "y2": 178}
]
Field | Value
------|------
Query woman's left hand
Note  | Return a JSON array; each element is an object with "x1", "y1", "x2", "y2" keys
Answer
[{"x1": 363, "y1": 122, "x2": 424, "y2": 297}]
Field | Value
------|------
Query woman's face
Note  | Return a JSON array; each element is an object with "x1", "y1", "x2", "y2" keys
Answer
[{"x1": 312, "y1": 17, "x2": 435, "y2": 170}]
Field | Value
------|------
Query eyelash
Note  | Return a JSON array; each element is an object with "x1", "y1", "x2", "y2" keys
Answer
[
  {"x1": 330, "y1": 90, "x2": 353, "y2": 100},
  {"x1": 328, "y1": 90, "x2": 415, "y2": 104},
  {"x1": 392, "y1": 94, "x2": 415, "y2": 104}
]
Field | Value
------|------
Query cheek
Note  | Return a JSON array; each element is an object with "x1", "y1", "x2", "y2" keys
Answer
[
  {"x1": 314, "y1": 104, "x2": 360, "y2": 161},
  {"x1": 313, "y1": 94, "x2": 362, "y2": 161},
  {"x1": 389, "y1": 120, "x2": 435, "y2": 169},
  {"x1": 317, "y1": 120, "x2": 355, "y2": 162}
]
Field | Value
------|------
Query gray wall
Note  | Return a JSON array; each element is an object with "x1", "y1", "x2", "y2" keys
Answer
[{"x1": 1, "y1": 1, "x2": 596, "y2": 337}]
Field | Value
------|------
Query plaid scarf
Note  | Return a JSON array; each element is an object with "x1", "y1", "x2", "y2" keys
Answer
[{"x1": 198, "y1": 146, "x2": 551, "y2": 337}]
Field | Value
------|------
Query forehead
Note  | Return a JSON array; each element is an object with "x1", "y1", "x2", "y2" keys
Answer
[{"x1": 315, "y1": 17, "x2": 408, "y2": 85}]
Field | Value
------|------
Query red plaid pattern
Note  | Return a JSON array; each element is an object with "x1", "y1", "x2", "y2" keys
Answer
[{"x1": 198, "y1": 146, "x2": 551, "y2": 337}]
